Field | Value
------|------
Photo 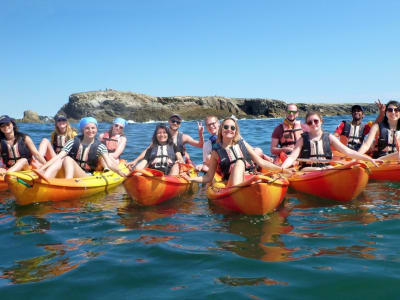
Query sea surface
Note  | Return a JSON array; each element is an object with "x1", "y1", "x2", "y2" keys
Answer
[{"x1": 1, "y1": 115, "x2": 399, "y2": 299}]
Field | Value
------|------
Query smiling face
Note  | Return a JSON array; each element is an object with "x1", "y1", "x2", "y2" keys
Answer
[
  {"x1": 83, "y1": 123, "x2": 97, "y2": 139},
  {"x1": 386, "y1": 104, "x2": 400, "y2": 122},
  {"x1": 286, "y1": 104, "x2": 299, "y2": 122},
  {"x1": 205, "y1": 117, "x2": 219, "y2": 135},
  {"x1": 0, "y1": 122, "x2": 14, "y2": 135},
  {"x1": 112, "y1": 123, "x2": 124, "y2": 135},
  {"x1": 306, "y1": 114, "x2": 322, "y2": 133},
  {"x1": 56, "y1": 120, "x2": 68, "y2": 134},
  {"x1": 351, "y1": 108, "x2": 364, "y2": 122},
  {"x1": 156, "y1": 128, "x2": 168, "y2": 144},
  {"x1": 168, "y1": 118, "x2": 181, "y2": 131},
  {"x1": 218, "y1": 118, "x2": 240, "y2": 144}
]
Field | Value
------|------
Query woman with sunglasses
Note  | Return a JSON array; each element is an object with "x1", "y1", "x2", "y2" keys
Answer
[
  {"x1": 183, "y1": 118, "x2": 284, "y2": 186},
  {"x1": 358, "y1": 100, "x2": 400, "y2": 160},
  {"x1": 37, "y1": 115, "x2": 78, "y2": 162},
  {"x1": 38, "y1": 117, "x2": 126, "y2": 178},
  {"x1": 280, "y1": 112, "x2": 379, "y2": 170},
  {"x1": 99, "y1": 118, "x2": 127, "y2": 164},
  {"x1": 130, "y1": 123, "x2": 184, "y2": 175},
  {"x1": 0, "y1": 115, "x2": 46, "y2": 174}
]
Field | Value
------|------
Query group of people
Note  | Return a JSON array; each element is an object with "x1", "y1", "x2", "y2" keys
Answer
[{"x1": 0, "y1": 99, "x2": 399, "y2": 187}]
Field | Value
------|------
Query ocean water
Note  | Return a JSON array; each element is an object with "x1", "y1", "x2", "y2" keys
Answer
[{"x1": 1, "y1": 114, "x2": 399, "y2": 299}]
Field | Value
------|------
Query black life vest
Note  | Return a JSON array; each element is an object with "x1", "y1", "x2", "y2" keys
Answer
[
  {"x1": 0, "y1": 135, "x2": 32, "y2": 167},
  {"x1": 374, "y1": 122, "x2": 399, "y2": 158},
  {"x1": 175, "y1": 131, "x2": 185, "y2": 155},
  {"x1": 68, "y1": 136, "x2": 102, "y2": 172},
  {"x1": 212, "y1": 139, "x2": 255, "y2": 181},
  {"x1": 52, "y1": 133, "x2": 67, "y2": 154},
  {"x1": 341, "y1": 121, "x2": 366, "y2": 151},
  {"x1": 147, "y1": 144, "x2": 176, "y2": 174},
  {"x1": 299, "y1": 132, "x2": 332, "y2": 168}
]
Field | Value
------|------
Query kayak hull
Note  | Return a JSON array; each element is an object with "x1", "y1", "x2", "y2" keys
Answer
[
  {"x1": 5, "y1": 166, "x2": 127, "y2": 205},
  {"x1": 369, "y1": 161, "x2": 400, "y2": 181},
  {"x1": 288, "y1": 161, "x2": 369, "y2": 202},
  {"x1": 123, "y1": 168, "x2": 197, "y2": 206},
  {"x1": 207, "y1": 174, "x2": 289, "y2": 215},
  {"x1": 0, "y1": 175, "x2": 7, "y2": 191}
]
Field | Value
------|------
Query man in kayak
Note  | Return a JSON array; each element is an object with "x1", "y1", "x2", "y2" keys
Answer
[
  {"x1": 128, "y1": 114, "x2": 204, "y2": 168},
  {"x1": 270, "y1": 104, "x2": 308, "y2": 163},
  {"x1": 196, "y1": 115, "x2": 220, "y2": 172},
  {"x1": 334, "y1": 103, "x2": 384, "y2": 151}
]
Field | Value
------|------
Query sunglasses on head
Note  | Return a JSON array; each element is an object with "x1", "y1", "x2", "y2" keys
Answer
[
  {"x1": 287, "y1": 110, "x2": 297, "y2": 114},
  {"x1": 387, "y1": 107, "x2": 399, "y2": 113},
  {"x1": 170, "y1": 119, "x2": 181, "y2": 125},
  {"x1": 223, "y1": 124, "x2": 236, "y2": 131},
  {"x1": 306, "y1": 119, "x2": 320, "y2": 126}
]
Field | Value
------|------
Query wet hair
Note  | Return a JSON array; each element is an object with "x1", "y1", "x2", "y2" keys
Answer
[
  {"x1": 382, "y1": 100, "x2": 400, "y2": 130},
  {"x1": 305, "y1": 111, "x2": 323, "y2": 123},
  {"x1": 217, "y1": 118, "x2": 241, "y2": 144},
  {"x1": 152, "y1": 123, "x2": 173, "y2": 146},
  {"x1": 0, "y1": 119, "x2": 27, "y2": 144}
]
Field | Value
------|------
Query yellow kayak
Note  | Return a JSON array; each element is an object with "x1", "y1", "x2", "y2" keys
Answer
[{"x1": 5, "y1": 163, "x2": 128, "y2": 205}]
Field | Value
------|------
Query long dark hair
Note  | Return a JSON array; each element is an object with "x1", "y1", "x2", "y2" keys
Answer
[
  {"x1": 152, "y1": 124, "x2": 173, "y2": 146},
  {"x1": 0, "y1": 120, "x2": 27, "y2": 143},
  {"x1": 382, "y1": 100, "x2": 400, "y2": 130}
]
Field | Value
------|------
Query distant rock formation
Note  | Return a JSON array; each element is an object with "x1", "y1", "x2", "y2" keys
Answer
[
  {"x1": 20, "y1": 110, "x2": 53, "y2": 123},
  {"x1": 55, "y1": 90, "x2": 379, "y2": 122}
]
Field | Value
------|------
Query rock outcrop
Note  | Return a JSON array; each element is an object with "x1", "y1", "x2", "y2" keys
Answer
[
  {"x1": 56, "y1": 90, "x2": 379, "y2": 122},
  {"x1": 20, "y1": 110, "x2": 53, "y2": 123}
]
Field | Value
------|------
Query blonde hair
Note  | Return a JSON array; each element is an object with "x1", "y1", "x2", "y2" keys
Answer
[
  {"x1": 217, "y1": 118, "x2": 241, "y2": 144},
  {"x1": 50, "y1": 121, "x2": 77, "y2": 144}
]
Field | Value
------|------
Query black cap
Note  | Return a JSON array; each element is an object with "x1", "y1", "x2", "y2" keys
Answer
[
  {"x1": 169, "y1": 114, "x2": 182, "y2": 121},
  {"x1": 0, "y1": 115, "x2": 14, "y2": 125},
  {"x1": 55, "y1": 115, "x2": 68, "y2": 122},
  {"x1": 351, "y1": 105, "x2": 363, "y2": 112}
]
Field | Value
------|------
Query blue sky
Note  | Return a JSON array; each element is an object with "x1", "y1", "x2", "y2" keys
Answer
[{"x1": 2, "y1": 0, "x2": 399, "y2": 118}]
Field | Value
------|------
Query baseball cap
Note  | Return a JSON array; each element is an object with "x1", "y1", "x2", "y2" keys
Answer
[
  {"x1": 55, "y1": 115, "x2": 68, "y2": 122},
  {"x1": 169, "y1": 114, "x2": 182, "y2": 121},
  {"x1": 0, "y1": 115, "x2": 14, "y2": 125},
  {"x1": 351, "y1": 105, "x2": 363, "y2": 112}
]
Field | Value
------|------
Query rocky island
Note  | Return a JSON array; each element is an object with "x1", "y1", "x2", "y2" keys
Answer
[{"x1": 21, "y1": 90, "x2": 380, "y2": 123}]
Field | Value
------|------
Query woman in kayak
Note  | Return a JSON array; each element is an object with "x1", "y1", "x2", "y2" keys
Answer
[
  {"x1": 37, "y1": 115, "x2": 78, "y2": 161},
  {"x1": 0, "y1": 115, "x2": 46, "y2": 174},
  {"x1": 39, "y1": 117, "x2": 127, "y2": 178},
  {"x1": 358, "y1": 100, "x2": 400, "y2": 160},
  {"x1": 99, "y1": 117, "x2": 127, "y2": 164},
  {"x1": 281, "y1": 111, "x2": 380, "y2": 170},
  {"x1": 129, "y1": 123, "x2": 184, "y2": 175},
  {"x1": 182, "y1": 117, "x2": 284, "y2": 186}
]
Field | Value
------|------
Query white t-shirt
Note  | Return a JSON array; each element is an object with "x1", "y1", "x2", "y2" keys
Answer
[{"x1": 202, "y1": 140, "x2": 213, "y2": 163}]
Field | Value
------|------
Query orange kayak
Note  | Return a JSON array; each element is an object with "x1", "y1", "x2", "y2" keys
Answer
[
  {"x1": 123, "y1": 168, "x2": 198, "y2": 206},
  {"x1": 207, "y1": 173, "x2": 289, "y2": 215},
  {"x1": 368, "y1": 160, "x2": 400, "y2": 181},
  {"x1": 5, "y1": 164, "x2": 127, "y2": 205},
  {"x1": 288, "y1": 161, "x2": 369, "y2": 202},
  {"x1": 0, "y1": 175, "x2": 7, "y2": 191}
]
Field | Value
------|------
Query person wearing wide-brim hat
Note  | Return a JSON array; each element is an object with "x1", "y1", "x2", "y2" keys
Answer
[
  {"x1": 0, "y1": 115, "x2": 46, "y2": 174},
  {"x1": 37, "y1": 114, "x2": 78, "y2": 162}
]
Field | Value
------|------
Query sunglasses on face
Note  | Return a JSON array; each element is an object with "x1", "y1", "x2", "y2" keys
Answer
[
  {"x1": 223, "y1": 124, "x2": 236, "y2": 131},
  {"x1": 170, "y1": 119, "x2": 181, "y2": 125},
  {"x1": 387, "y1": 107, "x2": 399, "y2": 113},
  {"x1": 206, "y1": 121, "x2": 217, "y2": 127},
  {"x1": 114, "y1": 124, "x2": 124, "y2": 129},
  {"x1": 287, "y1": 110, "x2": 298, "y2": 114},
  {"x1": 306, "y1": 119, "x2": 320, "y2": 126}
]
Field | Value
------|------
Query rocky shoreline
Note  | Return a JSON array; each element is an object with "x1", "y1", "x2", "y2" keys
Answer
[{"x1": 20, "y1": 90, "x2": 379, "y2": 123}]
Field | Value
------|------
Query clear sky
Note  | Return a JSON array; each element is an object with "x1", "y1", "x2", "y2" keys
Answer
[{"x1": 2, "y1": 0, "x2": 399, "y2": 118}]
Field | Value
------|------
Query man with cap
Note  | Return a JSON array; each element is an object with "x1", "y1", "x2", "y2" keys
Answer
[
  {"x1": 128, "y1": 113, "x2": 204, "y2": 168},
  {"x1": 334, "y1": 102, "x2": 384, "y2": 151}
]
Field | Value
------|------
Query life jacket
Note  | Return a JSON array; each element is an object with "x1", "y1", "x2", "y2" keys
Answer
[
  {"x1": 174, "y1": 131, "x2": 185, "y2": 155},
  {"x1": 68, "y1": 136, "x2": 102, "y2": 172},
  {"x1": 100, "y1": 131, "x2": 120, "y2": 154},
  {"x1": 279, "y1": 120, "x2": 303, "y2": 149},
  {"x1": 339, "y1": 121, "x2": 366, "y2": 151},
  {"x1": 212, "y1": 139, "x2": 255, "y2": 181},
  {"x1": 0, "y1": 135, "x2": 32, "y2": 167},
  {"x1": 147, "y1": 144, "x2": 176, "y2": 174},
  {"x1": 52, "y1": 134, "x2": 67, "y2": 154},
  {"x1": 299, "y1": 132, "x2": 332, "y2": 168},
  {"x1": 373, "y1": 122, "x2": 399, "y2": 158}
]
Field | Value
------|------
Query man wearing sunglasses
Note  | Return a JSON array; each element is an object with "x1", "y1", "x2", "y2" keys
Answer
[
  {"x1": 334, "y1": 103, "x2": 384, "y2": 151},
  {"x1": 270, "y1": 104, "x2": 308, "y2": 158},
  {"x1": 195, "y1": 115, "x2": 220, "y2": 172}
]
